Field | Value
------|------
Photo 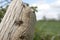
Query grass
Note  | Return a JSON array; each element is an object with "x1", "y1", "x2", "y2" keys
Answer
[{"x1": 34, "y1": 20, "x2": 60, "y2": 40}]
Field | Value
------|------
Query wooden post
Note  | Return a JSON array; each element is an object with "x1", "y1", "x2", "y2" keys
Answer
[{"x1": 0, "y1": 0, "x2": 36, "y2": 40}]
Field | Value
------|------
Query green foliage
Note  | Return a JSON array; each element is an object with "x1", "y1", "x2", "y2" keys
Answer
[
  {"x1": 0, "y1": 4, "x2": 9, "y2": 22},
  {"x1": 0, "y1": 8, "x2": 6, "y2": 22}
]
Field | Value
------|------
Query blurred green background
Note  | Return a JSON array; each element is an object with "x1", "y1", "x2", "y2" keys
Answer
[{"x1": 34, "y1": 20, "x2": 60, "y2": 40}]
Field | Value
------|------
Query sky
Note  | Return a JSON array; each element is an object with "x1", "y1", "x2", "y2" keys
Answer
[
  {"x1": 0, "y1": 0, "x2": 60, "y2": 20},
  {"x1": 22, "y1": 0, "x2": 60, "y2": 20}
]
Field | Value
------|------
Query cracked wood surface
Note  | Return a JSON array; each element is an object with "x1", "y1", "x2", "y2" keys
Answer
[{"x1": 0, "y1": 0, "x2": 36, "y2": 40}]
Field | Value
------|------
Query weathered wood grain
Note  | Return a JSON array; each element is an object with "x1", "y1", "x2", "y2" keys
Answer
[{"x1": 0, "y1": 0, "x2": 36, "y2": 40}]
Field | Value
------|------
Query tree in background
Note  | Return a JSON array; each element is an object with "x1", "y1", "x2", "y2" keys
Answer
[
  {"x1": 43, "y1": 16, "x2": 47, "y2": 21},
  {"x1": 58, "y1": 13, "x2": 60, "y2": 21},
  {"x1": 0, "y1": 0, "x2": 10, "y2": 22}
]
